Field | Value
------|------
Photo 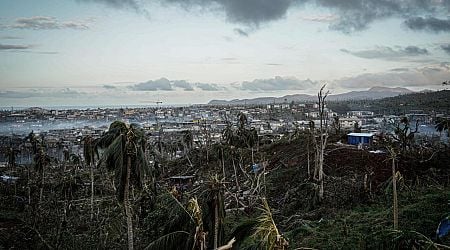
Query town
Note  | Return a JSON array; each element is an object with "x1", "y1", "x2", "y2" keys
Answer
[
  {"x1": 1, "y1": 89, "x2": 449, "y2": 249},
  {"x1": 1, "y1": 94, "x2": 446, "y2": 166}
]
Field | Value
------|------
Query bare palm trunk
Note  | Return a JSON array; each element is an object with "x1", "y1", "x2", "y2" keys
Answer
[
  {"x1": 314, "y1": 146, "x2": 319, "y2": 179},
  {"x1": 318, "y1": 138, "x2": 325, "y2": 200},
  {"x1": 392, "y1": 156, "x2": 398, "y2": 230},
  {"x1": 125, "y1": 156, "x2": 134, "y2": 250},
  {"x1": 307, "y1": 141, "x2": 310, "y2": 179},
  {"x1": 90, "y1": 162, "x2": 94, "y2": 221},
  {"x1": 214, "y1": 201, "x2": 219, "y2": 249}
]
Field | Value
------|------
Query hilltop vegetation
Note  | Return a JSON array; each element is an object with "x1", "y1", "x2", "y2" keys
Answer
[{"x1": 328, "y1": 90, "x2": 450, "y2": 114}]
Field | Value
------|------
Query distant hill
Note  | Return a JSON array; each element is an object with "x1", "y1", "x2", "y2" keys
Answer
[
  {"x1": 208, "y1": 94, "x2": 314, "y2": 105},
  {"x1": 334, "y1": 89, "x2": 450, "y2": 115},
  {"x1": 330, "y1": 87, "x2": 414, "y2": 101},
  {"x1": 208, "y1": 86, "x2": 414, "y2": 105}
]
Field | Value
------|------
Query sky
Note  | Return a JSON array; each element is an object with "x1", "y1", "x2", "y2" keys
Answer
[{"x1": 0, "y1": 0, "x2": 449, "y2": 107}]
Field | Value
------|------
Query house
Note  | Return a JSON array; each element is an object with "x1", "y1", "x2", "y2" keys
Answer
[
  {"x1": 347, "y1": 111, "x2": 374, "y2": 118},
  {"x1": 340, "y1": 117, "x2": 362, "y2": 129},
  {"x1": 347, "y1": 132, "x2": 375, "y2": 145}
]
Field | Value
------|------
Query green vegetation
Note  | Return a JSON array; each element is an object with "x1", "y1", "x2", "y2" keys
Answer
[{"x1": 287, "y1": 188, "x2": 450, "y2": 249}]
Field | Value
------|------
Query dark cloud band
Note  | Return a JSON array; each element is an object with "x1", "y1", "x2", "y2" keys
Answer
[
  {"x1": 76, "y1": 0, "x2": 450, "y2": 33},
  {"x1": 0, "y1": 43, "x2": 31, "y2": 50},
  {"x1": 2, "y1": 16, "x2": 90, "y2": 30},
  {"x1": 405, "y1": 17, "x2": 450, "y2": 33},
  {"x1": 341, "y1": 45, "x2": 429, "y2": 60}
]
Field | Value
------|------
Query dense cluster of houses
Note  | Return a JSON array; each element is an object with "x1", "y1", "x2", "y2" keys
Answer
[{"x1": 0, "y1": 104, "x2": 445, "y2": 166}]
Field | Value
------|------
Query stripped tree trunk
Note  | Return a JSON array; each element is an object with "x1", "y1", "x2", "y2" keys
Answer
[
  {"x1": 318, "y1": 132, "x2": 328, "y2": 200},
  {"x1": 392, "y1": 156, "x2": 398, "y2": 230},
  {"x1": 90, "y1": 162, "x2": 94, "y2": 221},
  {"x1": 251, "y1": 147, "x2": 254, "y2": 165},
  {"x1": 307, "y1": 139, "x2": 310, "y2": 179},
  {"x1": 214, "y1": 200, "x2": 219, "y2": 249},
  {"x1": 124, "y1": 156, "x2": 134, "y2": 250},
  {"x1": 316, "y1": 85, "x2": 329, "y2": 201}
]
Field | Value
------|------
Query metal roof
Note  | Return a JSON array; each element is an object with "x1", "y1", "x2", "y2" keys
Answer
[{"x1": 347, "y1": 132, "x2": 375, "y2": 137}]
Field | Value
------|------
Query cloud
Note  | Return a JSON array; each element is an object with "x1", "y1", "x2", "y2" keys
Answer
[
  {"x1": 240, "y1": 76, "x2": 317, "y2": 91},
  {"x1": 77, "y1": 0, "x2": 141, "y2": 12},
  {"x1": 0, "y1": 88, "x2": 84, "y2": 99},
  {"x1": 129, "y1": 78, "x2": 173, "y2": 91},
  {"x1": 221, "y1": 57, "x2": 237, "y2": 61},
  {"x1": 129, "y1": 78, "x2": 226, "y2": 91},
  {"x1": 195, "y1": 83, "x2": 224, "y2": 91},
  {"x1": 233, "y1": 28, "x2": 249, "y2": 37},
  {"x1": 34, "y1": 51, "x2": 59, "y2": 54},
  {"x1": 0, "y1": 43, "x2": 31, "y2": 50},
  {"x1": 334, "y1": 64, "x2": 450, "y2": 89},
  {"x1": 103, "y1": 84, "x2": 117, "y2": 89},
  {"x1": 77, "y1": 0, "x2": 450, "y2": 33},
  {"x1": 315, "y1": 0, "x2": 450, "y2": 33},
  {"x1": 341, "y1": 45, "x2": 429, "y2": 60},
  {"x1": 405, "y1": 17, "x2": 450, "y2": 32},
  {"x1": 220, "y1": 57, "x2": 240, "y2": 64},
  {"x1": 165, "y1": 0, "x2": 447, "y2": 33},
  {"x1": 0, "y1": 44, "x2": 58, "y2": 54},
  {"x1": 300, "y1": 14, "x2": 339, "y2": 23},
  {"x1": 2, "y1": 16, "x2": 90, "y2": 30},
  {"x1": 390, "y1": 68, "x2": 410, "y2": 72},
  {"x1": 441, "y1": 44, "x2": 450, "y2": 55},
  {"x1": 165, "y1": 0, "x2": 294, "y2": 26},
  {"x1": 0, "y1": 36, "x2": 23, "y2": 40},
  {"x1": 172, "y1": 80, "x2": 194, "y2": 91}
]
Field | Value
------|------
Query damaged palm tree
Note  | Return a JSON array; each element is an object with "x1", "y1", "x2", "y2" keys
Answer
[
  {"x1": 254, "y1": 198, "x2": 289, "y2": 250},
  {"x1": 144, "y1": 196, "x2": 208, "y2": 250},
  {"x1": 188, "y1": 198, "x2": 208, "y2": 250},
  {"x1": 97, "y1": 121, "x2": 152, "y2": 250},
  {"x1": 231, "y1": 198, "x2": 288, "y2": 250},
  {"x1": 205, "y1": 174, "x2": 226, "y2": 249},
  {"x1": 391, "y1": 116, "x2": 418, "y2": 152}
]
